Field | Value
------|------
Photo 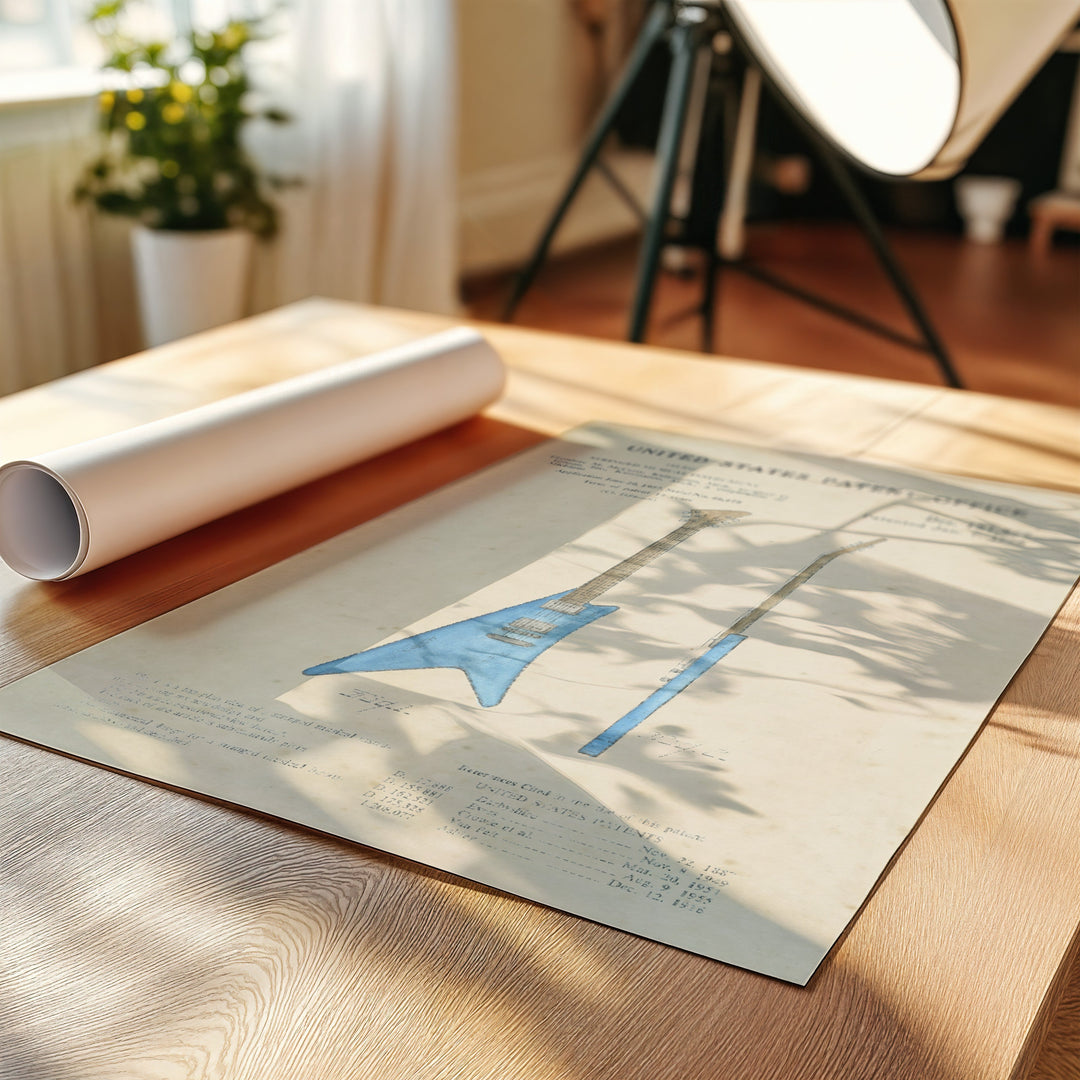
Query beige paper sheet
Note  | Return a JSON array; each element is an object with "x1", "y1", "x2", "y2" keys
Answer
[{"x1": 2, "y1": 424, "x2": 1078, "y2": 984}]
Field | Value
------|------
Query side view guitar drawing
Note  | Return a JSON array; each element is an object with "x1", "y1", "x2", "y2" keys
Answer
[
  {"x1": 577, "y1": 537, "x2": 883, "y2": 756},
  {"x1": 304, "y1": 509, "x2": 748, "y2": 707},
  {"x1": 303, "y1": 511, "x2": 882, "y2": 756}
]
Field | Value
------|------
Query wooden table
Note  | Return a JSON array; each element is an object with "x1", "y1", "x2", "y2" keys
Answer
[{"x1": 1, "y1": 298, "x2": 1078, "y2": 1080}]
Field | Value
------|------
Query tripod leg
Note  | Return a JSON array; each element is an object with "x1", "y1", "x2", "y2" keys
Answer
[
  {"x1": 813, "y1": 140, "x2": 964, "y2": 388},
  {"x1": 701, "y1": 59, "x2": 748, "y2": 352},
  {"x1": 628, "y1": 15, "x2": 709, "y2": 343},
  {"x1": 661, "y1": 40, "x2": 714, "y2": 274},
  {"x1": 502, "y1": 0, "x2": 672, "y2": 321},
  {"x1": 717, "y1": 66, "x2": 761, "y2": 261},
  {"x1": 701, "y1": 245, "x2": 719, "y2": 351}
]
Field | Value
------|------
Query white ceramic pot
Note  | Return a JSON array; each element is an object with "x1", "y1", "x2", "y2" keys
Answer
[
  {"x1": 131, "y1": 225, "x2": 254, "y2": 347},
  {"x1": 953, "y1": 176, "x2": 1022, "y2": 244}
]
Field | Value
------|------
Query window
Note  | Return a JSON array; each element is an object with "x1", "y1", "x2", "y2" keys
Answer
[
  {"x1": 0, "y1": 1, "x2": 260, "y2": 104},
  {"x1": 0, "y1": 0, "x2": 83, "y2": 72}
]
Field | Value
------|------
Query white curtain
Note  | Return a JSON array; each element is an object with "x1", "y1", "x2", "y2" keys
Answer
[
  {"x1": 0, "y1": 0, "x2": 460, "y2": 395},
  {"x1": 0, "y1": 99, "x2": 116, "y2": 397},
  {"x1": 251, "y1": 0, "x2": 461, "y2": 317}
]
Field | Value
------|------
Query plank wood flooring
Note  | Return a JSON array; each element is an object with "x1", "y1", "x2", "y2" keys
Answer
[{"x1": 465, "y1": 222, "x2": 1079, "y2": 409}]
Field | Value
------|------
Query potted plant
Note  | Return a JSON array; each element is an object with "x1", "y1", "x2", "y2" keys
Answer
[{"x1": 75, "y1": 0, "x2": 289, "y2": 347}]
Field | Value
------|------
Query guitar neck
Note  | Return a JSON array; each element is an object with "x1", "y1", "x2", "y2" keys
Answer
[
  {"x1": 663, "y1": 537, "x2": 885, "y2": 682},
  {"x1": 726, "y1": 538, "x2": 883, "y2": 637},
  {"x1": 561, "y1": 511, "x2": 743, "y2": 607}
]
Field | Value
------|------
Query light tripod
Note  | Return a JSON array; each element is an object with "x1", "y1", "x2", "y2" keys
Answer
[{"x1": 502, "y1": 0, "x2": 964, "y2": 389}]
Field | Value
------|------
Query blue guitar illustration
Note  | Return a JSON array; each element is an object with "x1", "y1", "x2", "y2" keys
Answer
[
  {"x1": 579, "y1": 537, "x2": 884, "y2": 756},
  {"x1": 303, "y1": 508, "x2": 749, "y2": 707}
]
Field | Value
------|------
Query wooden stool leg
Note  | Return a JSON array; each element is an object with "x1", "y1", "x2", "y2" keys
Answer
[{"x1": 1029, "y1": 210, "x2": 1055, "y2": 257}]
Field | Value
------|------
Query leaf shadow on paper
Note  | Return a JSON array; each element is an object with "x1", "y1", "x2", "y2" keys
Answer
[
  {"x1": 7, "y1": 441, "x2": 1080, "y2": 991},
  {"x1": 0, "y1": 728, "x2": 984, "y2": 1080}
]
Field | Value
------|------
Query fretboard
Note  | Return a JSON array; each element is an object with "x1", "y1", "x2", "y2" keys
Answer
[{"x1": 557, "y1": 509, "x2": 748, "y2": 609}]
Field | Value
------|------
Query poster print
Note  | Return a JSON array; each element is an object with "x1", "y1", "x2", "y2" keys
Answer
[{"x1": 2, "y1": 425, "x2": 1078, "y2": 984}]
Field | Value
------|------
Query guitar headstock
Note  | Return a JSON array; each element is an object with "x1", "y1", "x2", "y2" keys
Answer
[
  {"x1": 840, "y1": 536, "x2": 886, "y2": 553},
  {"x1": 685, "y1": 509, "x2": 751, "y2": 527}
]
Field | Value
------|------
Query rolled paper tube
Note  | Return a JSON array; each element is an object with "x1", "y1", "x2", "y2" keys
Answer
[{"x1": 0, "y1": 327, "x2": 505, "y2": 581}]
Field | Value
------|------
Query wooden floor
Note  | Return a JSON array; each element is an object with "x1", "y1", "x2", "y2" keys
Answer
[{"x1": 465, "y1": 222, "x2": 1080, "y2": 409}]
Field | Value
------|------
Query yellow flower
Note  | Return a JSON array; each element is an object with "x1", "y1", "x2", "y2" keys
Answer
[
  {"x1": 170, "y1": 82, "x2": 194, "y2": 103},
  {"x1": 125, "y1": 112, "x2": 147, "y2": 131},
  {"x1": 161, "y1": 160, "x2": 180, "y2": 178},
  {"x1": 99, "y1": 91, "x2": 115, "y2": 111},
  {"x1": 126, "y1": 88, "x2": 144, "y2": 105},
  {"x1": 162, "y1": 102, "x2": 185, "y2": 124},
  {"x1": 220, "y1": 24, "x2": 246, "y2": 50}
]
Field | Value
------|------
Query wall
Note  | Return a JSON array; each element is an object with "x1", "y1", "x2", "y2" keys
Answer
[
  {"x1": 0, "y1": 96, "x2": 140, "y2": 397},
  {"x1": 456, "y1": 0, "x2": 653, "y2": 277}
]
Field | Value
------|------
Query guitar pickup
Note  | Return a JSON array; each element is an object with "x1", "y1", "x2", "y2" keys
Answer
[
  {"x1": 505, "y1": 617, "x2": 558, "y2": 635},
  {"x1": 487, "y1": 616, "x2": 560, "y2": 647},
  {"x1": 486, "y1": 633, "x2": 537, "y2": 647},
  {"x1": 543, "y1": 598, "x2": 585, "y2": 615}
]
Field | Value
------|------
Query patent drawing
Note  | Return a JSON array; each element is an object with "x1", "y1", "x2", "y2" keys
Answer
[
  {"x1": 579, "y1": 538, "x2": 884, "y2": 755},
  {"x1": 304, "y1": 509, "x2": 748, "y2": 707}
]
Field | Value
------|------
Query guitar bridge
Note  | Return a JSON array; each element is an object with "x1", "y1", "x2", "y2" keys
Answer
[{"x1": 487, "y1": 616, "x2": 558, "y2": 647}]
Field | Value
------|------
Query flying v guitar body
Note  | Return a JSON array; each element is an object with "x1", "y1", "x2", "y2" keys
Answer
[
  {"x1": 303, "y1": 591, "x2": 618, "y2": 707},
  {"x1": 304, "y1": 509, "x2": 749, "y2": 708}
]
